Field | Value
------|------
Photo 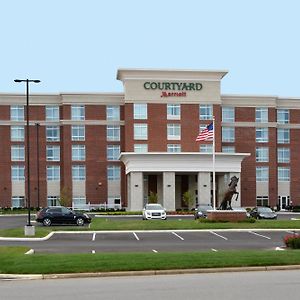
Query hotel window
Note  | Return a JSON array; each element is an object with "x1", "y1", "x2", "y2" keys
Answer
[
  {"x1": 72, "y1": 165, "x2": 86, "y2": 180},
  {"x1": 256, "y1": 196, "x2": 269, "y2": 207},
  {"x1": 256, "y1": 147, "x2": 269, "y2": 162},
  {"x1": 278, "y1": 167, "x2": 290, "y2": 181},
  {"x1": 134, "y1": 144, "x2": 148, "y2": 153},
  {"x1": 11, "y1": 165, "x2": 25, "y2": 181},
  {"x1": 71, "y1": 125, "x2": 85, "y2": 141},
  {"x1": 10, "y1": 105, "x2": 24, "y2": 121},
  {"x1": 72, "y1": 145, "x2": 86, "y2": 161},
  {"x1": 134, "y1": 104, "x2": 147, "y2": 119},
  {"x1": 199, "y1": 144, "x2": 213, "y2": 153},
  {"x1": 11, "y1": 145, "x2": 25, "y2": 161},
  {"x1": 47, "y1": 166, "x2": 60, "y2": 181},
  {"x1": 277, "y1": 128, "x2": 290, "y2": 144},
  {"x1": 107, "y1": 145, "x2": 120, "y2": 161},
  {"x1": 134, "y1": 124, "x2": 148, "y2": 140},
  {"x1": 71, "y1": 105, "x2": 85, "y2": 120},
  {"x1": 167, "y1": 124, "x2": 181, "y2": 140},
  {"x1": 255, "y1": 107, "x2": 268, "y2": 123},
  {"x1": 222, "y1": 127, "x2": 235, "y2": 142},
  {"x1": 47, "y1": 196, "x2": 60, "y2": 207},
  {"x1": 277, "y1": 148, "x2": 290, "y2": 163},
  {"x1": 107, "y1": 165, "x2": 121, "y2": 180},
  {"x1": 277, "y1": 109, "x2": 289, "y2": 124},
  {"x1": 106, "y1": 105, "x2": 120, "y2": 121},
  {"x1": 222, "y1": 146, "x2": 235, "y2": 153},
  {"x1": 72, "y1": 197, "x2": 86, "y2": 208},
  {"x1": 107, "y1": 125, "x2": 120, "y2": 141},
  {"x1": 167, "y1": 144, "x2": 181, "y2": 152},
  {"x1": 256, "y1": 166, "x2": 269, "y2": 182},
  {"x1": 167, "y1": 104, "x2": 180, "y2": 120},
  {"x1": 46, "y1": 106, "x2": 60, "y2": 121},
  {"x1": 46, "y1": 126, "x2": 60, "y2": 141},
  {"x1": 46, "y1": 145, "x2": 60, "y2": 161},
  {"x1": 12, "y1": 196, "x2": 25, "y2": 208},
  {"x1": 11, "y1": 126, "x2": 24, "y2": 141},
  {"x1": 222, "y1": 107, "x2": 235, "y2": 122},
  {"x1": 199, "y1": 105, "x2": 213, "y2": 120},
  {"x1": 256, "y1": 128, "x2": 268, "y2": 143}
]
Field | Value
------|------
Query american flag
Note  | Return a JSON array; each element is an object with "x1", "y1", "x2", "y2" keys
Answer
[{"x1": 196, "y1": 122, "x2": 214, "y2": 141}]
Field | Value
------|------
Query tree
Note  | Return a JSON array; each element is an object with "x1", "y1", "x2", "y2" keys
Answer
[
  {"x1": 182, "y1": 190, "x2": 195, "y2": 209},
  {"x1": 148, "y1": 191, "x2": 158, "y2": 203}
]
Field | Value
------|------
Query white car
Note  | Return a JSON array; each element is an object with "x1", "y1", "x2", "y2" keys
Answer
[{"x1": 142, "y1": 204, "x2": 167, "y2": 220}]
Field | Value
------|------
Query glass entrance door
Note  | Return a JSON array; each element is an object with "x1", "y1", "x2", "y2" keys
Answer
[{"x1": 279, "y1": 196, "x2": 290, "y2": 210}]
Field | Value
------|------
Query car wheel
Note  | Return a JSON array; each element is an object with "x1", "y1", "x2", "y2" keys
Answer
[
  {"x1": 76, "y1": 217, "x2": 84, "y2": 226},
  {"x1": 43, "y1": 218, "x2": 52, "y2": 226}
]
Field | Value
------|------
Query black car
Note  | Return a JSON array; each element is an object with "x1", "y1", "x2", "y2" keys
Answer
[
  {"x1": 194, "y1": 204, "x2": 213, "y2": 219},
  {"x1": 36, "y1": 206, "x2": 92, "y2": 226},
  {"x1": 250, "y1": 207, "x2": 277, "y2": 220}
]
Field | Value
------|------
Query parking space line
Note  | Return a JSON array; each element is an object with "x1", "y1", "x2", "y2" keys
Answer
[
  {"x1": 210, "y1": 231, "x2": 228, "y2": 240},
  {"x1": 248, "y1": 231, "x2": 271, "y2": 240},
  {"x1": 92, "y1": 232, "x2": 96, "y2": 241},
  {"x1": 133, "y1": 232, "x2": 140, "y2": 241},
  {"x1": 172, "y1": 232, "x2": 184, "y2": 241}
]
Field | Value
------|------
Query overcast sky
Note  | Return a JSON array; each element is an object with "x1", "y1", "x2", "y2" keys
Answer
[{"x1": 1, "y1": 0, "x2": 299, "y2": 97}]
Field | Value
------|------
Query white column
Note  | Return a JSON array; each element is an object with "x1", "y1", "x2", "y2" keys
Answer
[
  {"x1": 163, "y1": 172, "x2": 175, "y2": 211},
  {"x1": 229, "y1": 172, "x2": 241, "y2": 207},
  {"x1": 128, "y1": 172, "x2": 144, "y2": 211},
  {"x1": 197, "y1": 172, "x2": 211, "y2": 206}
]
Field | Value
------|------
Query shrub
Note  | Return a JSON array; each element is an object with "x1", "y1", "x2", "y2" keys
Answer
[{"x1": 284, "y1": 234, "x2": 300, "y2": 249}]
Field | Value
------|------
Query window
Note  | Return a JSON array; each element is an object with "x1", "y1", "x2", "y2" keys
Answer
[
  {"x1": 134, "y1": 124, "x2": 148, "y2": 140},
  {"x1": 134, "y1": 144, "x2": 148, "y2": 153},
  {"x1": 47, "y1": 196, "x2": 60, "y2": 207},
  {"x1": 277, "y1": 148, "x2": 290, "y2": 163},
  {"x1": 47, "y1": 166, "x2": 60, "y2": 181},
  {"x1": 11, "y1": 145, "x2": 25, "y2": 161},
  {"x1": 134, "y1": 104, "x2": 147, "y2": 119},
  {"x1": 12, "y1": 196, "x2": 25, "y2": 208},
  {"x1": 106, "y1": 105, "x2": 120, "y2": 121},
  {"x1": 277, "y1": 109, "x2": 289, "y2": 124},
  {"x1": 256, "y1": 166, "x2": 269, "y2": 182},
  {"x1": 167, "y1": 124, "x2": 181, "y2": 140},
  {"x1": 256, "y1": 147, "x2": 269, "y2": 162},
  {"x1": 46, "y1": 106, "x2": 60, "y2": 121},
  {"x1": 199, "y1": 105, "x2": 213, "y2": 120},
  {"x1": 222, "y1": 146, "x2": 235, "y2": 153},
  {"x1": 256, "y1": 107, "x2": 268, "y2": 123},
  {"x1": 167, "y1": 144, "x2": 181, "y2": 152},
  {"x1": 167, "y1": 104, "x2": 180, "y2": 120},
  {"x1": 222, "y1": 127, "x2": 235, "y2": 142},
  {"x1": 72, "y1": 165, "x2": 86, "y2": 180},
  {"x1": 11, "y1": 126, "x2": 24, "y2": 141},
  {"x1": 10, "y1": 105, "x2": 24, "y2": 121},
  {"x1": 71, "y1": 125, "x2": 85, "y2": 141},
  {"x1": 107, "y1": 125, "x2": 120, "y2": 141},
  {"x1": 72, "y1": 145, "x2": 86, "y2": 161},
  {"x1": 107, "y1": 165, "x2": 121, "y2": 180},
  {"x1": 256, "y1": 196, "x2": 269, "y2": 207},
  {"x1": 222, "y1": 107, "x2": 235, "y2": 122},
  {"x1": 11, "y1": 166, "x2": 25, "y2": 180},
  {"x1": 277, "y1": 128, "x2": 290, "y2": 144},
  {"x1": 199, "y1": 144, "x2": 213, "y2": 153},
  {"x1": 46, "y1": 126, "x2": 60, "y2": 141},
  {"x1": 278, "y1": 167, "x2": 290, "y2": 181},
  {"x1": 256, "y1": 128, "x2": 268, "y2": 143},
  {"x1": 107, "y1": 145, "x2": 120, "y2": 161},
  {"x1": 71, "y1": 105, "x2": 85, "y2": 120},
  {"x1": 46, "y1": 145, "x2": 60, "y2": 161},
  {"x1": 73, "y1": 197, "x2": 86, "y2": 208}
]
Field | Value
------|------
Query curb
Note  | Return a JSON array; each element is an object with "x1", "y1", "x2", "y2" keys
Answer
[{"x1": 1, "y1": 265, "x2": 300, "y2": 281}]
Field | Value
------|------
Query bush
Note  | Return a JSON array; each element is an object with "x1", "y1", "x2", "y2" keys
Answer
[{"x1": 284, "y1": 234, "x2": 300, "y2": 249}]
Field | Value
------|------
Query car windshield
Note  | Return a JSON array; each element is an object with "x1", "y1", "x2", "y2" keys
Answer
[
  {"x1": 145, "y1": 204, "x2": 163, "y2": 210},
  {"x1": 258, "y1": 207, "x2": 272, "y2": 212},
  {"x1": 198, "y1": 205, "x2": 213, "y2": 211}
]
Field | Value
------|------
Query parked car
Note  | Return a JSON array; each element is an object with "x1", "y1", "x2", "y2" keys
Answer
[
  {"x1": 249, "y1": 207, "x2": 277, "y2": 220},
  {"x1": 142, "y1": 204, "x2": 167, "y2": 220},
  {"x1": 36, "y1": 206, "x2": 92, "y2": 226},
  {"x1": 194, "y1": 204, "x2": 213, "y2": 219}
]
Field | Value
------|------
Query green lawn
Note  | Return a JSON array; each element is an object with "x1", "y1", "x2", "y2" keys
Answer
[{"x1": 0, "y1": 247, "x2": 300, "y2": 274}]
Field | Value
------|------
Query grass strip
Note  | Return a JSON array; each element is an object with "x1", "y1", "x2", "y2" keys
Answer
[{"x1": 0, "y1": 247, "x2": 300, "y2": 274}]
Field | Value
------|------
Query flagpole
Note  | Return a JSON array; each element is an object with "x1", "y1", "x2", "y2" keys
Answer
[{"x1": 212, "y1": 116, "x2": 216, "y2": 210}]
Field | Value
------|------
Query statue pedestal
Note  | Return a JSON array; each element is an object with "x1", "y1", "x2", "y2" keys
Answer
[{"x1": 207, "y1": 210, "x2": 247, "y2": 222}]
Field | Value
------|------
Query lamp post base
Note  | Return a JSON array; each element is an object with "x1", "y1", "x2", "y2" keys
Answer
[{"x1": 24, "y1": 225, "x2": 35, "y2": 236}]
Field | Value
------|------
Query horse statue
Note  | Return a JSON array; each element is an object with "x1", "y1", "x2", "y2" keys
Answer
[{"x1": 219, "y1": 176, "x2": 239, "y2": 210}]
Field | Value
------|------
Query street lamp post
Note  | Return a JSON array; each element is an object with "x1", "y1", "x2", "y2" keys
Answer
[{"x1": 14, "y1": 79, "x2": 40, "y2": 235}]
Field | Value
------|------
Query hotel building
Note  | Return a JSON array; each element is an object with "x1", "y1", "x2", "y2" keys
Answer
[{"x1": 0, "y1": 69, "x2": 299, "y2": 211}]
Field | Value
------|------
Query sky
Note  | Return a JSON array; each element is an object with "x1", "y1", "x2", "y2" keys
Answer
[{"x1": 1, "y1": 0, "x2": 300, "y2": 97}]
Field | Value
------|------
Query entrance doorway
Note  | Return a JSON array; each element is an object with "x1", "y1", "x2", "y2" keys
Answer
[{"x1": 279, "y1": 195, "x2": 290, "y2": 210}]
